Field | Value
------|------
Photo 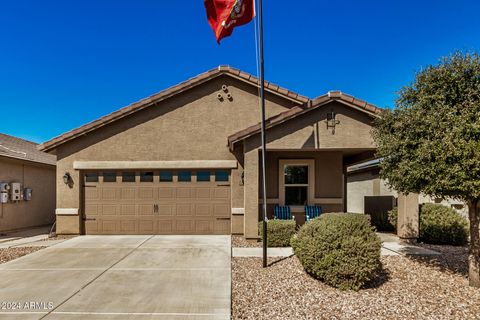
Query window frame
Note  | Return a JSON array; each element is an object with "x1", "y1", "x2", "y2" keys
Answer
[
  {"x1": 278, "y1": 159, "x2": 315, "y2": 207},
  {"x1": 215, "y1": 170, "x2": 229, "y2": 182},
  {"x1": 85, "y1": 172, "x2": 99, "y2": 183},
  {"x1": 159, "y1": 171, "x2": 173, "y2": 182},
  {"x1": 140, "y1": 171, "x2": 154, "y2": 183},
  {"x1": 122, "y1": 172, "x2": 136, "y2": 183},
  {"x1": 102, "y1": 172, "x2": 117, "y2": 183},
  {"x1": 177, "y1": 171, "x2": 192, "y2": 182},
  {"x1": 196, "y1": 170, "x2": 211, "y2": 182}
]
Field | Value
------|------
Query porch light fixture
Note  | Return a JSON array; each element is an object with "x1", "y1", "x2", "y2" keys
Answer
[
  {"x1": 326, "y1": 111, "x2": 340, "y2": 134},
  {"x1": 63, "y1": 172, "x2": 73, "y2": 187}
]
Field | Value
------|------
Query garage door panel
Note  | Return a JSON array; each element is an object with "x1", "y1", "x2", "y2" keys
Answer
[
  {"x1": 85, "y1": 188, "x2": 99, "y2": 200},
  {"x1": 84, "y1": 219, "x2": 99, "y2": 234},
  {"x1": 214, "y1": 219, "x2": 231, "y2": 234},
  {"x1": 85, "y1": 204, "x2": 99, "y2": 215},
  {"x1": 101, "y1": 188, "x2": 117, "y2": 200},
  {"x1": 121, "y1": 188, "x2": 136, "y2": 200},
  {"x1": 195, "y1": 188, "x2": 211, "y2": 199},
  {"x1": 214, "y1": 188, "x2": 230, "y2": 200},
  {"x1": 157, "y1": 219, "x2": 173, "y2": 234},
  {"x1": 195, "y1": 220, "x2": 213, "y2": 233},
  {"x1": 120, "y1": 204, "x2": 136, "y2": 215},
  {"x1": 138, "y1": 187, "x2": 156, "y2": 200},
  {"x1": 176, "y1": 204, "x2": 193, "y2": 216},
  {"x1": 138, "y1": 219, "x2": 156, "y2": 233},
  {"x1": 120, "y1": 220, "x2": 137, "y2": 233},
  {"x1": 176, "y1": 219, "x2": 195, "y2": 233},
  {"x1": 195, "y1": 204, "x2": 212, "y2": 216},
  {"x1": 176, "y1": 188, "x2": 193, "y2": 198},
  {"x1": 101, "y1": 220, "x2": 119, "y2": 234},
  {"x1": 101, "y1": 204, "x2": 118, "y2": 216},
  {"x1": 83, "y1": 170, "x2": 231, "y2": 235},
  {"x1": 138, "y1": 204, "x2": 154, "y2": 216},
  {"x1": 158, "y1": 204, "x2": 174, "y2": 216},
  {"x1": 213, "y1": 204, "x2": 230, "y2": 217},
  {"x1": 158, "y1": 187, "x2": 175, "y2": 199}
]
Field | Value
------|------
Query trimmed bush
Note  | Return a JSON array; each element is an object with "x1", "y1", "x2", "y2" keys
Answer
[
  {"x1": 291, "y1": 213, "x2": 381, "y2": 290},
  {"x1": 387, "y1": 207, "x2": 398, "y2": 231},
  {"x1": 419, "y1": 203, "x2": 468, "y2": 246},
  {"x1": 258, "y1": 219, "x2": 296, "y2": 247}
]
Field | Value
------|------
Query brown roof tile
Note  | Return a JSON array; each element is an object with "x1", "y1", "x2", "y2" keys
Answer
[
  {"x1": 39, "y1": 66, "x2": 309, "y2": 152},
  {"x1": 227, "y1": 91, "x2": 383, "y2": 150},
  {"x1": 0, "y1": 133, "x2": 56, "y2": 165}
]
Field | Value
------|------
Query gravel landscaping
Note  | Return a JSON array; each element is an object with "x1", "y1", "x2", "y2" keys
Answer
[
  {"x1": 232, "y1": 235, "x2": 262, "y2": 248},
  {"x1": 232, "y1": 246, "x2": 480, "y2": 320},
  {"x1": 0, "y1": 247, "x2": 45, "y2": 264}
]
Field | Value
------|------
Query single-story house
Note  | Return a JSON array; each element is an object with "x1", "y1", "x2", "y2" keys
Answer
[
  {"x1": 347, "y1": 159, "x2": 468, "y2": 217},
  {"x1": 39, "y1": 66, "x2": 382, "y2": 239},
  {"x1": 0, "y1": 133, "x2": 56, "y2": 233}
]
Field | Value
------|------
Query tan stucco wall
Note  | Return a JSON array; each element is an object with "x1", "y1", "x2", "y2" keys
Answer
[
  {"x1": 0, "y1": 157, "x2": 55, "y2": 232},
  {"x1": 246, "y1": 101, "x2": 376, "y2": 151},
  {"x1": 240, "y1": 101, "x2": 376, "y2": 238},
  {"x1": 53, "y1": 75, "x2": 298, "y2": 233},
  {"x1": 347, "y1": 169, "x2": 467, "y2": 217}
]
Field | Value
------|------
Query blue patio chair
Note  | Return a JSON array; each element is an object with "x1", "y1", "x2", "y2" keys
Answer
[
  {"x1": 305, "y1": 205, "x2": 322, "y2": 221},
  {"x1": 274, "y1": 205, "x2": 293, "y2": 220}
]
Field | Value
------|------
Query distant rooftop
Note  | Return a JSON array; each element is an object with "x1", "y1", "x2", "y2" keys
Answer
[{"x1": 0, "y1": 133, "x2": 56, "y2": 166}]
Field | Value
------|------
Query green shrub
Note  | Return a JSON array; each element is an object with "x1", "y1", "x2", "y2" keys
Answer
[
  {"x1": 258, "y1": 219, "x2": 296, "y2": 247},
  {"x1": 387, "y1": 207, "x2": 398, "y2": 231},
  {"x1": 291, "y1": 213, "x2": 381, "y2": 290},
  {"x1": 419, "y1": 203, "x2": 468, "y2": 246}
]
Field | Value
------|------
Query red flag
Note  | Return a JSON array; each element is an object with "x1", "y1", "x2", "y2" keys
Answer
[{"x1": 205, "y1": 0, "x2": 255, "y2": 43}]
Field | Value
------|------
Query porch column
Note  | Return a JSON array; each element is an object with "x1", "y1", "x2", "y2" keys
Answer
[
  {"x1": 244, "y1": 149, "x2": 259, "y2": 239},
  {"x1": 397, "y1": 193, "x2": 419, "y2": 241}
]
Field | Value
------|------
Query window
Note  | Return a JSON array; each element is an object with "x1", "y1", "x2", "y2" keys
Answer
[
  {"x1": 159, "y1": 171, "x2": 173, "y2": 182},
  {"x1": 284, "y1": 165, "x2": 308, "y2": 206},
  {"x1": 178, "y1": 171, "x2": 191, "y2": 182},
  {"x1": 85, "y1": 173, "x2": 98, "y2": 183},
  {"x1": 103, "y1": 172, "x2": 117, "y2": 183},
  {"x1": 140, "y1": 171, "x2": 154, "y2": 182},
  {"x1": 122, "y1": 172, "x2": 135, "y2": 182},
  {"x1": 197, "y1": 171, "x2": 210, "y2": 182},
  {"x1": 215, "y1": 170, "x2": 229, "y2": 182}
]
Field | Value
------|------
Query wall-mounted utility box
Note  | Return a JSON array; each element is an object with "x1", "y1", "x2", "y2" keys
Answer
[
  {"x1": 10, "y1": 182, "x2": 21, "y2": 201},
  {"x1": 0, "y1": 182, "x2": 9, "y2": 193},
  {"x1": 0, "y1": 192, "x2": 8, "y2": 203},
  {"x1": 23, "y1": 188, "x2": 32, "y2": 201}
]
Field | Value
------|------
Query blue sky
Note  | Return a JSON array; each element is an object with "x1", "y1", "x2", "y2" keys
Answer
[{"x1": 1, "y1": 0, "x2": 479, "y2": 143}]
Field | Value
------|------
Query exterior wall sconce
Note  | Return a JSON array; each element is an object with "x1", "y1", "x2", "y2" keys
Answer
[
  {"x1": 63, "y1": 172, "x2": 73, "y2": 188},
  {"x1": 326, "y1": 111, "x2": 340, "y2": 134}
]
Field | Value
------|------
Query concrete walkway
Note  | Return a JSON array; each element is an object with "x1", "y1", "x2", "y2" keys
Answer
[
  {"x1": 0, "y1": 226, "x2": 57, "y2": 248},
  {"x1": 0, "y1": 235, "x2": 231, "y2": 319},
  {"x1": 232, "y1": 233, "x2": 440, "y2": 258}
]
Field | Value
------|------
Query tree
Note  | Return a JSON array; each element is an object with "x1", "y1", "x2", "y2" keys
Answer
[{"x1": 373, "y1": 52, "x2": 480, "y2": 287}]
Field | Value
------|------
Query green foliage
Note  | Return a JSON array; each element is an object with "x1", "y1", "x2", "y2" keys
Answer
[
  {"x1": 258, "y1": 219, "x2": 296, "y2": 247},
  {"x1": 388, "y1": 207, "x2": 398, "y2": 231},
  {"x1": 291, "y1": 213, "x2": 381, "y2": 290},
  {"x1": 373, "y1": 52, "x2": 480, "y2": 202},
  {"x1": 419, "y1": 203, "x2": 469, "y2": 245}
]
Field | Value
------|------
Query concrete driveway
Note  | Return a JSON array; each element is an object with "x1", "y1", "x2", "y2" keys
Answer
[{"x1": 0, "y1": 235, "x2": 231, "y2": 320}]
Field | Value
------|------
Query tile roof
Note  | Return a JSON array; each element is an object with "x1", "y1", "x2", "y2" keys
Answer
[
  {"x1": 227, "y1": 90, "x2": 384, "y2": 150},
  {"x1": 0, "y1": 133, "x2": 56, "y2": 166},
  {"x1": 38, "y1": 66, "x2": 309, "y2": 152}
]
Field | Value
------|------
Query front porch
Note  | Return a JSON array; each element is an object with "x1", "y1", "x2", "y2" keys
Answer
[{"x1": 243, "y1": 149, "x2": 375, "y2": 238}]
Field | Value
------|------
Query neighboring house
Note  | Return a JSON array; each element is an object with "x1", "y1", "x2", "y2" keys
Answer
[
  {"x1": 0, "y1": 133, "x2": 56, "y2": 233},
  {"x1": 347, "y1": 159, "x2": 468, "y2": 217},
  {"x1": 39, "y1": 66, "x2": 382, "y2": 239}
]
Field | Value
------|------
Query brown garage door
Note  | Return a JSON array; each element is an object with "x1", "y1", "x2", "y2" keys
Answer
[{"x1": 82, "y1": 170, "x2": 231, "y2": 235}]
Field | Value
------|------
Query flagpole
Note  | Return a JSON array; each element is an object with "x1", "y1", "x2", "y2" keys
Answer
[{"x1": 257, "y1": 0, "x2": 268, "y2": 268}]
